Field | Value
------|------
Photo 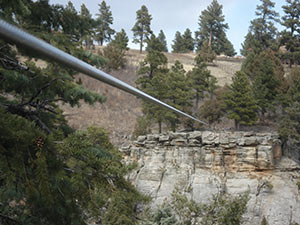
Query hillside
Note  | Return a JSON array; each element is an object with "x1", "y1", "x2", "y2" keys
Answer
[{"x1": 62, "y1": 49, "x2": 243, "y2": 145}]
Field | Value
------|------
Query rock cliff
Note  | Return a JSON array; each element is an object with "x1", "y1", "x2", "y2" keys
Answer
[{"x1": 121, "y1": 131, "x2": 300, "y2": 225}]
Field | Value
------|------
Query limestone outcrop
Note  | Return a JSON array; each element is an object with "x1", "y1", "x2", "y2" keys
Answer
[{"x1": 121, "y1": 131, "x2": 300, "y2": 225}]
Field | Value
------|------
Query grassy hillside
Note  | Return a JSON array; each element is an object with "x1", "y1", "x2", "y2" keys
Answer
[{"x1": 62, "y1": 49, "x2": 243, "y2": 145}]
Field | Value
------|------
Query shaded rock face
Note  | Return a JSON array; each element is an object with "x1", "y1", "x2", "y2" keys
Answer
[{"x1": 120, "y1": 131, "x2": 300, "y2": 225}]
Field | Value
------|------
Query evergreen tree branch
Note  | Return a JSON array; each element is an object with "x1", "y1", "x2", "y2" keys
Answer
[
  {"x1": 20, "y1": 77, "x2": 61, "y2": 107},
  {"x1": 0, "y1": 213, "x2": 22, "y2": 225},
  {"x1": 31, "y1": 115, "x2": 52, "y2": 134}
]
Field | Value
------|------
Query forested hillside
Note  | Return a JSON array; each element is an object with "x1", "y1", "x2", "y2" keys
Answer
[{"x1": 1, "y1": 0, "x2": 300, "y2": 224}]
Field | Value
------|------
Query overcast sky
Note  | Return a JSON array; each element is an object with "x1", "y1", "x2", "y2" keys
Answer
[{"x1": 49, "y1": 0, "x2": 286, "y2": 55}]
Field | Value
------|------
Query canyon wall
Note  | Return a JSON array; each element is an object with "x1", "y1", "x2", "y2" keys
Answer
[{"x1": 121, "y1": 131, "x2": 300, "y2": 225}]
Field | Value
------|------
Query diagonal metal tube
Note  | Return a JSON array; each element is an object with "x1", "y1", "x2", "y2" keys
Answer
[{"x1": 0, "y1": 19, "x2": 207, "y2": 125}]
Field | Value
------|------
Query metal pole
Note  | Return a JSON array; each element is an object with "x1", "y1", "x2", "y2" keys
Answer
[{"x1": 0, "y1": 19, "x2": 208, "y2": 125}]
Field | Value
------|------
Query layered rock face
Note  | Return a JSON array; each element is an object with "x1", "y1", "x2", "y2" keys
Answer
[{"x1": 121, "y1": 131, "x2": 300, "y2": 225}]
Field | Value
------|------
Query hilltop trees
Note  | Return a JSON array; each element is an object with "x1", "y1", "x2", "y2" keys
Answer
[
  {"x1": 172, "y1": 31, "x2": 184, "y2": 53},
  {"x1": 95, "y1": 0, "x2": 115, "y2": 46},
  {"x1": 158, "y1": 29, "x2": 168, "y2": 52},
  {"x1": 146, "y1": 34, "x2": 167, "y2": 52},
  {"x1": 111, "y1": 29, "x2": 129, "y2": 50},
  {"x1": 196, "y1": 0, "x2": 235, "y2": 56},
  {"x1": 280, "y1": 0, "x2": 300, "y2": 66},
  {"x1": 182, "y1": 28, "x2": 195, "y2": 52},
  {"x1": 79, "y1": 4, "x2": 94, "y2": 49},
  {"x1": 241, "y1": 0, "x2": 279, "y2": 56},
  {"x1": 132, "y1": 5, "x2": 152, "y2": 53},
  {"x1": 172, "y1": 29, "x2": 195, "y2": 53},
  {"x1": 198, "y1": 40, "x2": 216, "y2": 62},
  {"x1": 61, "y1": 1, "x2": 81, "y2": 42},
  {"x1": 138, "y1": 34, "x2": 168, "y2": 79},
  {"x1": 101, "y1": 29, "x2": 129, "y2": 71}
]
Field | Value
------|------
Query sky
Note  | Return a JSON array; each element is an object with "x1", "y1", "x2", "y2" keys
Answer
[{"x1": 49, "y1": 0, "x2": 287, "y2": 55}]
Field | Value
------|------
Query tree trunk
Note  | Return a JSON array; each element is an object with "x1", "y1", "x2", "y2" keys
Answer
[
  {"x1": 195, "y1": 92, "x2": 199, "y2": 110},
  {"x1": 171, "y1": 123, "x2": 176, "y2": 132},
  {"x1": 208, "y1": 31, "x2": 212, "y2": 47},
  {"x1": 158, "y1": 121, "x2": 162, "y2": 133},
  {"x1": 140, "y1": 34, "x2": 143, "y2": 54},
  {"x1": 234, "y1": 120, "x2": 240, "y2": 130}
]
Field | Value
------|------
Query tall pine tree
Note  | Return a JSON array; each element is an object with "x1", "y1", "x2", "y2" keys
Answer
[
  {"x1": 280, "y1": 0, "x2": 300, "y2": 66},
  {"x1": 279, "y1": 68, "x2": 300, "y2": 142},
  {"x1": 241, "y1": 0, "x2": 279, "y2": 56},
  {"x1": 79, "y1": 4, "x2": 94, "y2": 49},
  {"x1": 224, "y1": 71, "x2": 258, "y2": 129},
  {"x1": 196, "y1": 0, "x2": 234, "y2": 55},
  {"x1": 132, "y1": 5, "x2": 152, "y2": 53},
  {"x1": 111, "y1": 28, "x2": 129, "y2": 50},
  {"x1": 187, "y1": 53, "x2": 215, "y2": 110},
  {"x1": 172, "y1": 31, "x2": 184, "y2": 53},
  {"x1": 182, "y1": 28, "x2": 195, "y2": 52},
  {"x1": 252, "y1": 50, "x2": 285, "y2": 119},
  {"x1": 158, "y1": 29, "x2": 168, "y2": 52},
  {"x1": 95, "y1": 0, "x2": 115, "y2": 46},
  {"x1": 61, "y1": 1, "x2": 81, "y2": 42},
  {"x1": 165, "y1": 61, "x2": 193, "y2": 131}
]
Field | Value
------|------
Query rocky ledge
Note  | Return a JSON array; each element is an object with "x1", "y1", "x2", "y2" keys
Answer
[{"x1": 120, "y1": 131, "x2": 300, "y2": 225}]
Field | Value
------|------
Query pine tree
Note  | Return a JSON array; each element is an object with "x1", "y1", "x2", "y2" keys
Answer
[
  {"x1": 102, "y1": 29, "x2": 129, "y2": 71},
  {"x1": 61, "y1": 1, "x2": 81, "y2": 42},
  {"x1": 132, "y1": 5, "x2": 152, "y2": 53},
  {"x1": 222, "y1": 36, "x2": 236, "y2": 56},
  {"x1": 241, "y1": 0, "x2": 279, "y2": 56},
  {"x1": 0, "y1": 0, "x2": 30, "y2": 23},
  {"x1": 158, "y1": 29, "x2": 168, "y2": 52},
  {"x1": 187, "y1": 53, "x2": 214, "y2": 110},
  {"x1": 138, "y1": 34, "x2": 168, "y2": 79},
  {"x1": 101, "y1": 43, "x2": 127, "y2": 71},
  {"x1": 279, "y1": 68, "x2": 300, "y2": 142},
  {"x1": 196, "y1": 0, "x2": 233, "y2": 55},
  {"x1": 280, "y1": 0, "x2": 300, "y2": 67},
  {"x1": 79, "y1": 4, "x2": 94, "y2": 49},
  {"x1": 198, "y1": 40, "x2": 216, "y2": 63},
  {"x1": 182, "y1": 28, "x2": 194, "y2": 52},
  {"x1": 95, "y1": 0, "x2": 115, "y2": 46},
  {"x1": 138, "y1": 72, "x2": 169, "y2": 133},
  {"x1": 224, "y1": 71, "x2": 258, "y2": 129},
  {"x1": 0, "y1": 1, "x2": 147, "y2": 224},
  {"x1": 251, "y1": 50, "x2": 285, "y2": 118},
  {"x1": 164, "y1": 61, "x2": 193, "y2": 131},
  {"x1": 146, "y1": 34, "x2": 166, "y2": 52},
  {"x1": 111, "y1": 28, "x2": 129, "y2": 50},
  {"x1": 136, "y1": 35, "x2": 168, "y2": 132},
  {"x1": 172, "y1": 31, "x2": 184, "y2": 53},
  {"x1": 200, "y1": 86, "x2": 226, "y2": 125}
]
